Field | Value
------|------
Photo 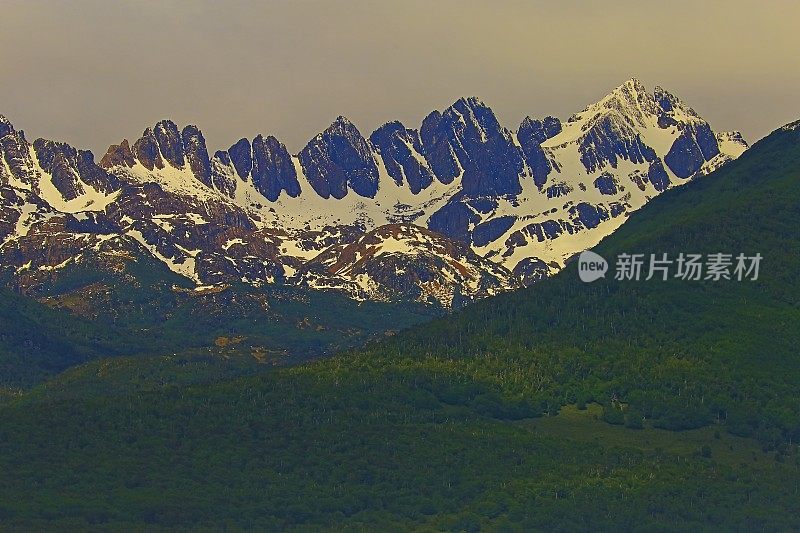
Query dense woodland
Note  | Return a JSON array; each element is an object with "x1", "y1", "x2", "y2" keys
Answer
[{"x1": 0, "y1": 123, "x2": 799, "y2": 529}]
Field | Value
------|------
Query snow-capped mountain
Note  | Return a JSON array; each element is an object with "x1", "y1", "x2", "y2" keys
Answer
[{"x1": 0, "y1": 78, "x2": 747, "y2": 307}]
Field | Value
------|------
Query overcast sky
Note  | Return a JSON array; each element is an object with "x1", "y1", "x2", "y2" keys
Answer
[{"x1": 1, "y1": 0, "x2": 798, "y2": 156}]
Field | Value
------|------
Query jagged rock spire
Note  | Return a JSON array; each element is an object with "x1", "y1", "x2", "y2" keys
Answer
[{"x1": 298, "y1": 115, "x2": 378, "y2": 199}]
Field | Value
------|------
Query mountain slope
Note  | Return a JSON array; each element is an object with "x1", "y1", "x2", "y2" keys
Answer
[
  {"x1": 365, "y1": 117, "x2": 800, "y2": 440},
  {"x1": 0, "y1": 244, "x2": 437, "y2": 387},
  {"x1": 0, "y1": 119, "x2": 796, "y2": 530},
  {"x1": 297, "y1": 223, "x2": 516, "y2": 305}
]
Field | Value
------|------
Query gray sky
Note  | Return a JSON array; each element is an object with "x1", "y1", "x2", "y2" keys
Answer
[{"x1": 1, "y1": 0, "x2": 798, "y2": 156}]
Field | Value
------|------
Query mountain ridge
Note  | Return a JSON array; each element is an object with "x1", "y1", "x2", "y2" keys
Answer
[{"x1": 0, "y1": 78, "x2": 748, "y2": 306}]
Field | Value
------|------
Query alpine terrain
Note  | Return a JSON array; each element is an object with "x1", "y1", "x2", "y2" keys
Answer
[{"x1": 0, "y1": 78, "x2": 747, "y2": 308}]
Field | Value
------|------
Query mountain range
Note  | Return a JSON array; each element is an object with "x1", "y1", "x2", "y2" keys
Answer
[
  {"x1": 0, "y1": 78, "x2": 747, "y2": 307},
  {"x1": 0, "y1": 114, "x2": 796, "y2": 530}
]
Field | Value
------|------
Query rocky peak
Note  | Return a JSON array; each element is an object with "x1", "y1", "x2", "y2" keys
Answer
[
  {"x1": 100, "y1": 139, "x2": 135, "y2": 169},
  {"x1": 654, "y1": 85, "x2": 679, "y2": 113},
  {"x1": 431, "y1": 97, "x2": 524, "y2": 197},
  {"x1": 518, "y1": 116, "x2": 562, "y2": 145},
  {"x1": 369, "y1": 121, "x2": 435, "y2": 194},
  {"x1": 0, "y1": 126, "x2": 35, "y2": 189},
  {"x1": 419, "y1": 110, "x2": 461, "y2": 184},
  {"x1": 298, "y1": 116, "x2": 378, "y2": 199},
  {"x1": 328, "y1": 115, "x2": 360, "y2": 137},
  {"x1": 33, "y1": 138, "x2": 118, "y2": 200},
  {"x1": 561, "y1": 78, "x2": 659, "y2": 138},
  {"x1": 445, "y1": 97, "x2": 499, "y2": 143},
  {"x1": 595, "y1": 77, "x2": 661, "y2": 127},
  {"x1": 0, "y1": 115, "x2": 15, "y2": 138},
  {"x1": 556, "y1": 79, "x2": 723, "y2": 178},
  {"x1": 547, "y1": 78, "x2": 681, "y2": 173},
  {"x1": 153, "y1": 120, "x2": 185, "y2": 168},
  {"x1": 120, "y1": 121, "x2": 214, "y2": 188},
  {"x1": 609, "y1": 77, "x2": 648, "y2": 101},
  {"x1": 228, "y1": 138, "x2": 253, "y2": 179},
  {"x1": 181, "y1": 125, "x2": 212, "y2": 186},
  {"x1": 32, "y1": 139, "x2": 86, "y2": 200},
  {"x1": 213, "y1": 134, "x2": 301, "y2": 201},
  {"x1": 130, "y1": 120, "x2": 188, "y2": 171},
  {"x1": 132, "y1": 127, "x2": 165, "y2": 171},
  {"x1": 618, "y1": 77, "x2": 648, "y2": 95},
  {"x1": 653, "y1": 86, "x2": 701, "y2": 123},
  {"x1": 251, "y1": 134, "x2": 301, "y2": 201}
]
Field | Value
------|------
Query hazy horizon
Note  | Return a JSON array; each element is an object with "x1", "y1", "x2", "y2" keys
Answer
[{"x1": 1, "y1": 0, "x2": 798, "y2": 156}]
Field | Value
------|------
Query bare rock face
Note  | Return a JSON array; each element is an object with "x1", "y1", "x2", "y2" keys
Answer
[
  {"x1": 517, "y1": 117, "x2": 556, "y2": 188},
  {"x1": 251, "y1": 135, "x2": 301, "y2": 201},
  {"x1": 0, "y1": 115, "x2": 14, "y2": 138},
  {"x1": 433, "y1": 97, "x2": 525, "y2": 198},
  {"x1": 210, "y1": 151, "x2": 238, "y2": 198},
  {"x1": 0, "y1": 117, "x2": 37, "y2": 187},
  {"x1": 182, "y1": 125, "x2": 212, "y2": 187},
  {"x1": 153, "y1": 120, "x2": 185, "y2": 168},
  {"x1": 100, "y1": 139, "x2": 136, "y2": 169},
  {"x1": 132, "y1": 128, "x2": 165, "y2": 171},
  {"x1": 228, "y1": 138, "x2": 252, "y2": 179},
  {"x1": 419, "y1": 110, "x2": 461, "y2": 184},
  {"x1": 664, "y1": 124, "x2": 720, "y2": 179},
  {"x1": 210, "y1": 135, "x2": 301, "y2": 201},
  {"x1": 33, "y1": 139, "x2": 119, "y2": 199},
  {"x1": 369, "y1": 121, "x2": 435, "y2": 194},
  {"x1": 298, "y1": 116, "x2": 379, "y2": 199}
]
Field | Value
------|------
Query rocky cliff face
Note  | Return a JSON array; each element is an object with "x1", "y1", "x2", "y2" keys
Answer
[
  {"x1": 517, "y1": 116, "x2": 560, "y2": 188},
  {"x1": 298, "y1": 116, "x2": 379, "y2": 199},
  {"x1": 0, "y1": 78, "x2": 748, "y2": 307},
  {"x1": 369, "y1": 122, "x2": 436, "y2": 194}
]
